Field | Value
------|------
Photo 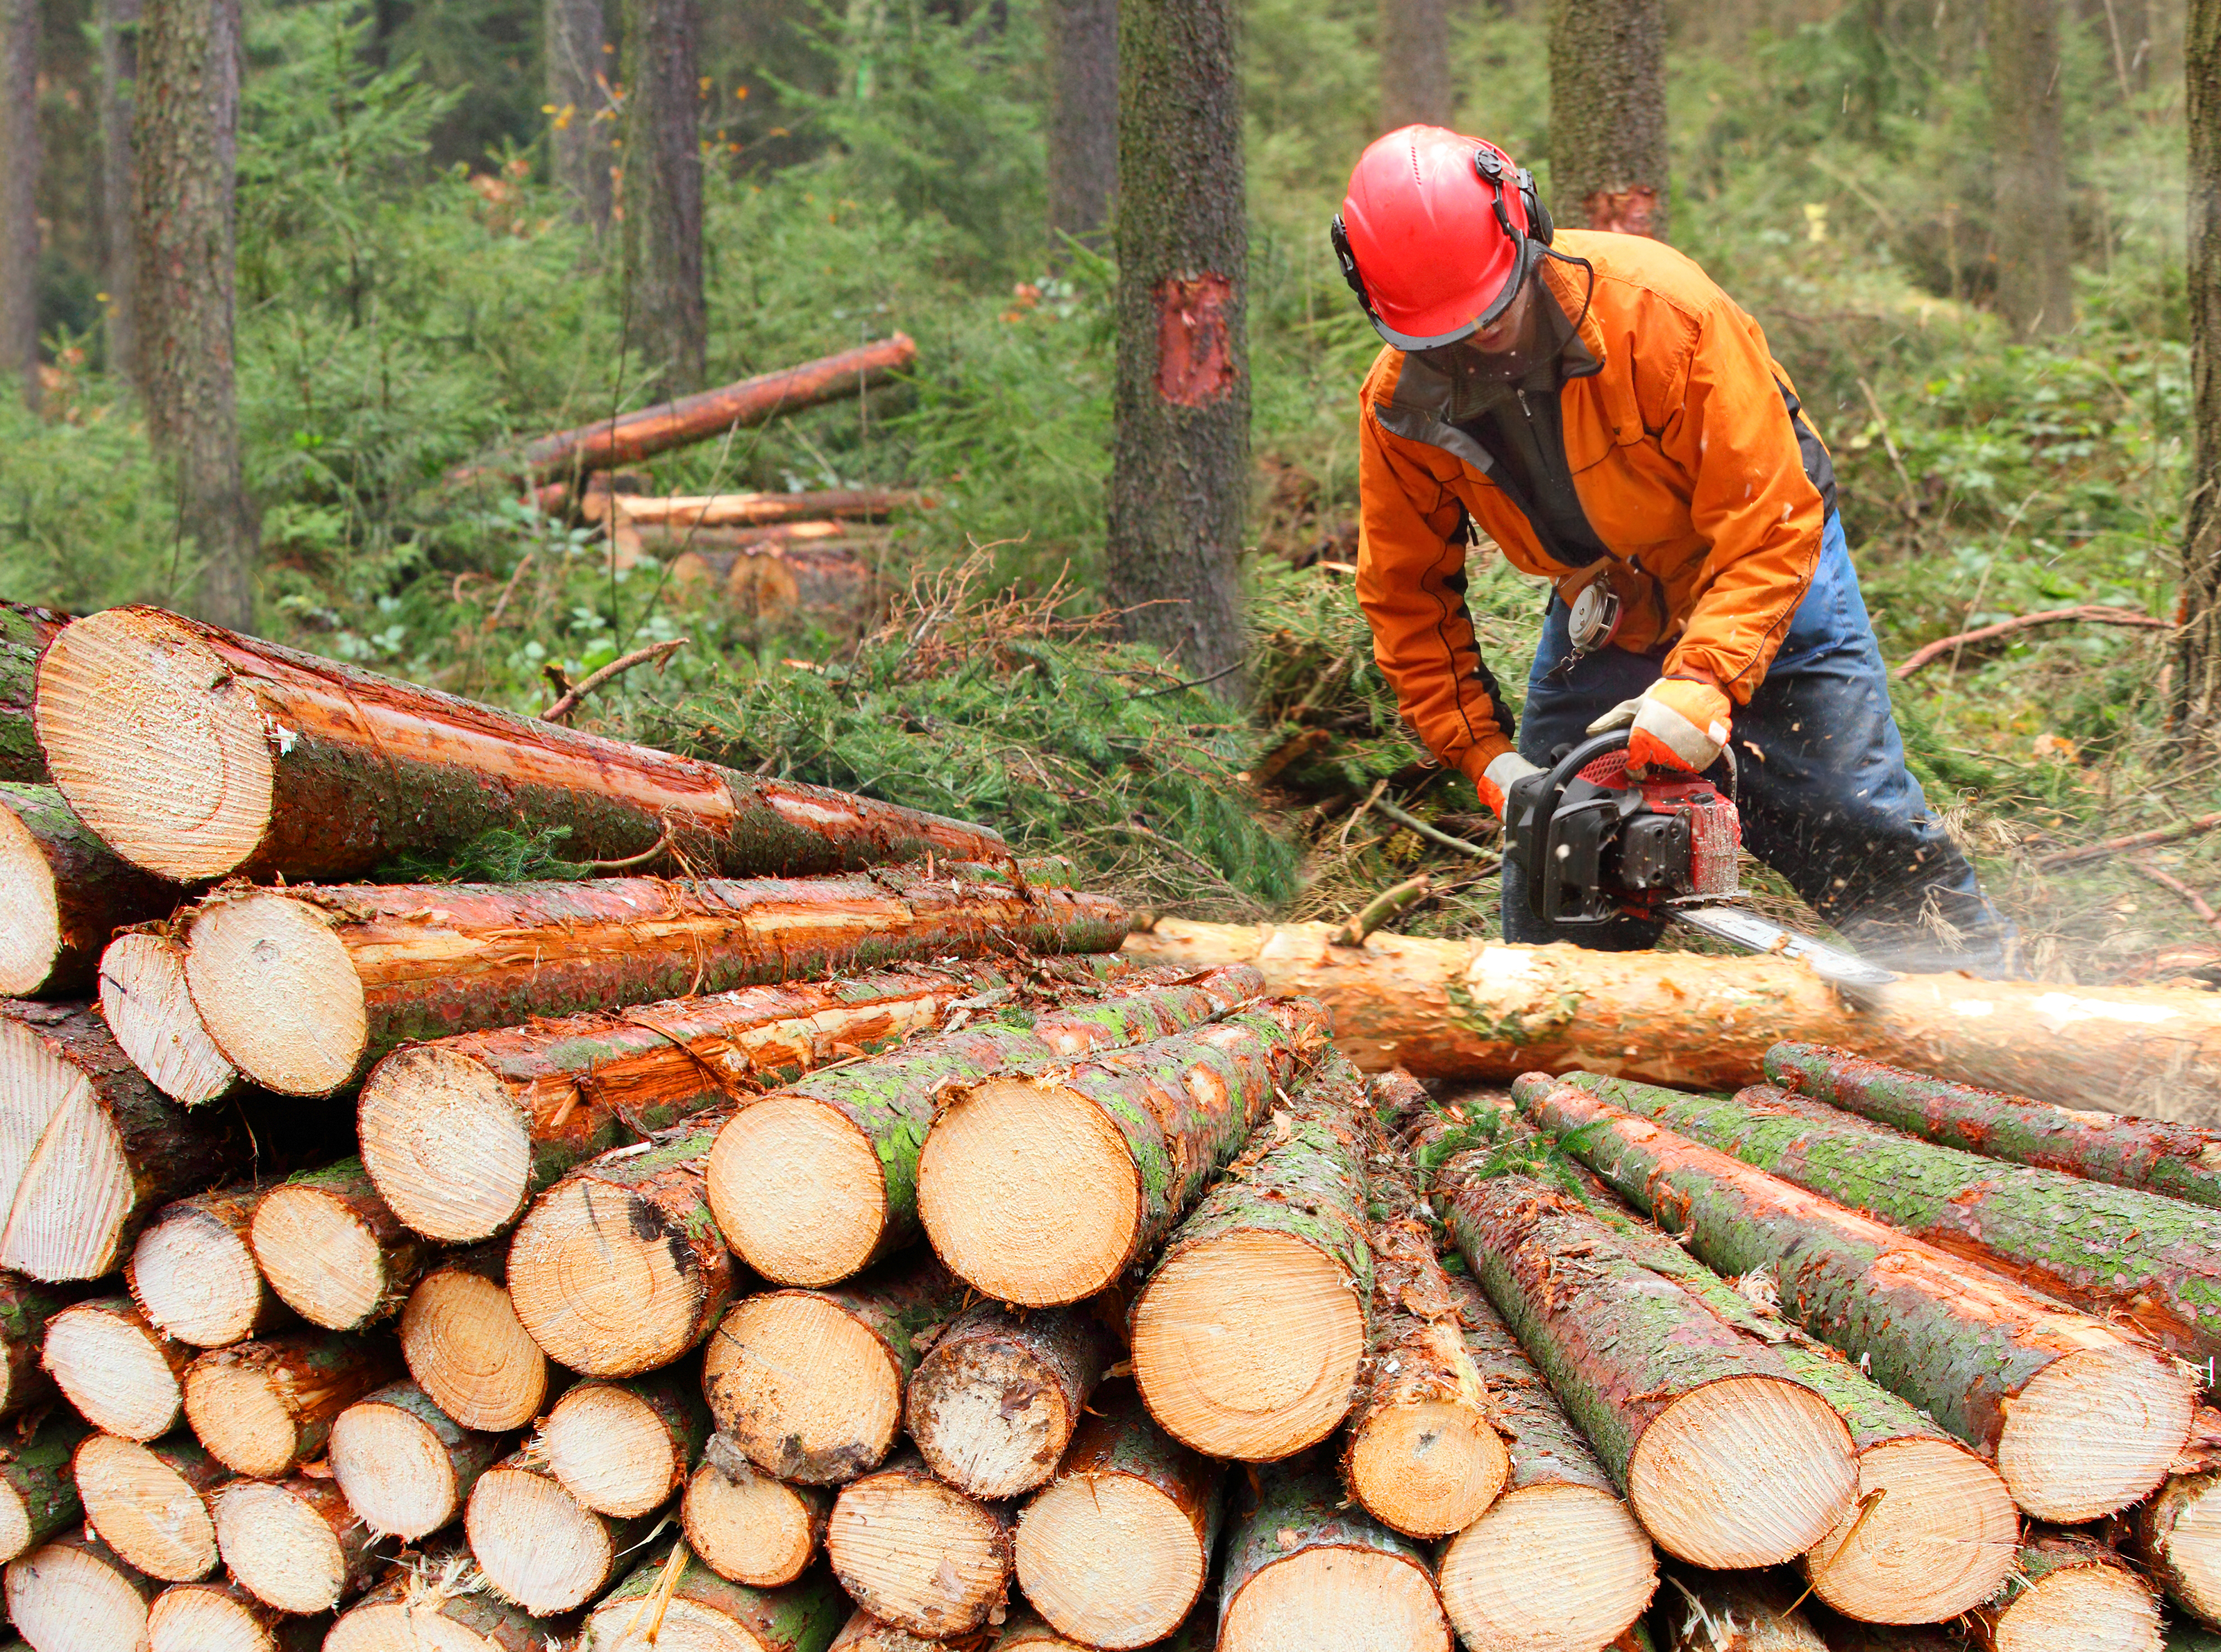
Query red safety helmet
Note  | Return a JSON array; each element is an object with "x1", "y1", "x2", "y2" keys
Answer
[{"x1": 1332, "y1": 126, "x2": 1553, "y2": 351}]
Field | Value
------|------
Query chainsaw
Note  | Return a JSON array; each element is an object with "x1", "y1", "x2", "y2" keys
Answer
[{"x1": 1502, "y1": 730, "x2": 1898, "y2": 992}]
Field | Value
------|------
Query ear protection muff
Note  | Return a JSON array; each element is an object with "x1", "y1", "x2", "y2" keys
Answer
[
  {"x1": 1472, "y1": 145, "x2": 1553, "y2": 248},
  {"x1": 1329, "y1": 214, "x2": 1376, "y2": 318}
]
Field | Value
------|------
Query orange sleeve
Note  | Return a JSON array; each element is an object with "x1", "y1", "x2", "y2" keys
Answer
[
  {"x1": 1355, "y1": 389, "x2": 1518, "y2": 784},
  {"x1": 1655, "y1": 302, "x2": 1828, "y2": 701}
]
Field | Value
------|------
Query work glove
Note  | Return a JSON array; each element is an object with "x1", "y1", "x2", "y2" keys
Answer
[
  {"x1": 1587, "y1": 677, "x2": 1732, "y2": 778},
  {"x1": 1476, "y1": 750, "x2": 1544, "y2": 820}
]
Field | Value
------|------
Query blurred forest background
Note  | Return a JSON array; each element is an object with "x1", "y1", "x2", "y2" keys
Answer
[{"x1": 0, "y1": 0, "x2": 2210, "y2": 979}]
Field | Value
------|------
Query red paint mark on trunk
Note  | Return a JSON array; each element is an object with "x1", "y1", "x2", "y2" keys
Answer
[
  {"x1": 1582, "y1": 186, "x2": 1660, "y2": 237},
  {"x1": 1154, "y1": 273, "x2": 1235, "y2": 407}
]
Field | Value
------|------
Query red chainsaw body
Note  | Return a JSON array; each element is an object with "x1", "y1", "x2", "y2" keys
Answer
[{"x1": 1567, "y1": 747, "x2": 1742, "y2": 911}]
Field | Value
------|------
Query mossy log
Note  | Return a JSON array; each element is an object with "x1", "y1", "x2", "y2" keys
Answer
[
  {"x1": 324, "y1": 1552, "x2": 564, "y2": 1652},
  {"x1": 35, "y1": 602, "x2": 1008, "y2": 886},
  {"x1": 682, "y1": 1437, "x2": 833, "y2": 1587},
  {"x1": 248, "y1": 1158, "x2": 434, "y2": 1331},
  {"x1": 1768, "y1": 1041, "x2": 2221, "y2": 1209},
  {"x1": 210, "y1": 1474, "x2": 378, "y2": 1615},
  {"x1": 539, "y1": 1369, "x2": 710, "y2": 1517},
  {"x1": 711, "y1": 970, "x2": 1271, "y2": 1289},
  {"x1": 328, "y1": 1379, "x2": 504, "y2": 1540},
  {"x1": 1519, "y1": 1074, "x2": 2197, "y2": 1524},
  {"x1": 1217, "y1": 1456, "x2": 1451, "y2": 1652},
  {"x1": 98, "y1": 929, "x2": 242, "y2": 1106},
  {"x1": 2143, "y1": 1468, "x2": 2221, "y2": 1630},
  {"x1": 128, "y1": 1183, "x2": 288, "y2": 1349},
  {"x1": 584, "y1": 1540, "x2": 850, "y2": 1652},
  {"x1": 1570, "y1": 1070, "x2": 2221, "y2": 1366},
  {"x1": 398, "y1": 1245, "x2": 555, "y2": 1431},
  {"x1": 3, "y1": 1531, "x2": 157, "y2": 1652},
  {"x1": 72, "y1": 1431, "x2": 223, "y2": 1582},
  {"x1": 183, "y1": 858, "x2": 1122, "y2": 1097},
  {"x1": 704, "y1": 1250, "x2": 968, "y2": 1484},
  {"x1": 463, "y1": 1450, "x2": 652, "y2": 1617},
  {"x1": 1968, "y1": 1531, "x2": 2162, "y2": 1651},
  {"x1": 0, "y1": 784, "x2": 178, "y2": 999},
  {"x1": 0, "y1": 602, "x2": 65, "y2": 784},
  {"x1": 825, "y1": 1450, "x2": 1013, "y2": 1640},
  {"x1": 41, "y1": 1295, "x2": 194, "y2": 1440},
  {"x1": 146, "y1": 1578, "x2": 328, "y2": 1652},
  {"x1": 0, "y1": 1000, "x2": 242, "y2": 1279},
  {"x1": 1660, "y1": 1571, "x2": 1827, "y2": 1651},
  {"x1": 0, "y1": 1272, "x2": 81, "y2": 1417},
  {"x1": 906, "y1": 1299, "x2": 1113, "y2": 1500},
  {"x1": 181, "y1": 1329, "x2": 403, "y2": 1478},
  {"x1": 0, "y1": 1411, "x2": 90, "y2": 1565}
]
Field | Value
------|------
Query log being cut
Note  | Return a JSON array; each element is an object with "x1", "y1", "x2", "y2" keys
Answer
[
  {"x1": 0, "y1": 784, "x2": 176, "y2": 999},
  {"x1": 97, "y1": 931, "x2": 242, "y2": 1106},
  {"x1": 1121, "y1": 916, "x2": 2221, "y2": 1112},
  {"x1": 35, "y1": 602, "x2": 1003, "y2": 885},
  {"x1": 398, "y1": 1245, "x2": 553, "y2": 1432},
  {"x1": 127, "y1": 1184, "x2": 289, "y2": 1349},
  {"x1": 682, "y1": 1438, "x2": 832, "y2": 1587},
  {"x1": 825, "y1": 1450, "x2": 1012, "y2": 1640},
  {"x1": 1968, "y1": 1532, "x2": 2162, "y2": 1651},
  {"x1": 1519, "y1": 1076, "x2": 2197, "y2": 1522},
  {"x1": 583, "y1": 1540, "x2": 850, "y2": 1652},
  {"x1": 905, "y1": 1300, "x2": 1113, "y2": 1500},
  {"x1": 327, "y1": 1380, "x2": 503, "y2": 1540},
  {"x1": 0, "y1": 602, "x2": 65, "y2": 784},
  {"x1": 248, "y1": 1159, "x2": 433, "y2": 1331},
  {"x1": 182, "y1": 858, "x2": 1122, "y2": 1095}
]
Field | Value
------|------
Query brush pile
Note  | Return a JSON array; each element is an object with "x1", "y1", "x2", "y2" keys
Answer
[{"x1": 1, "y1": 605, "x2": 2220, "y2": 1652}]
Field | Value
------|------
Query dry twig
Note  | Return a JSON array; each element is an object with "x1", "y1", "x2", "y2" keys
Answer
[
  {"x1": 541, "y1": 637, "x2": 690, "y2": 723},
  {"x1": 2038, "y1": 812, "x2": 2221, "y2": 870},
  {"x1": 1893, "y1": 605, "x2": 2167, "y2": 680},
  {"x1": 1335, "y1": 874, "x2": 1432, "y2": 947},
  {"x1": 2130, "y1": 861, "x2": 2221, "y2": 938}
]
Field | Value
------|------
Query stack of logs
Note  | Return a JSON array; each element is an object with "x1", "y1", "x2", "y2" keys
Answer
[{"x1": 1, "y1": 602, "x2": 2220, "y2": 1651}]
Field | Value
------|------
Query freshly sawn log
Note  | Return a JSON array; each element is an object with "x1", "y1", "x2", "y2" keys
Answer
[
  {"x1": 71, "y1": 1431, "x2": 223, "y2": 1581},
  {"x1": 97, "y1": 931, "x2": 242, "y2": 1106},
  {"x1": 463, "y1": 1451, "x2": 650, "y2": 1617},
  {"x1": 398, "y1": 1245, "x2": 553, "y2": 1431},
  {"x1": 1968, "y1": 1532, "x2": 2162, "y2": 1651},
  {"x1": 0, "y1": 784, "x2": 175, "y2": 998},
  {"x1": 906, "y1": 1301, "x2": 1113, "y2": 1500},
  {"x1": 248, "y1": 1159, "x2": 433, "y2": 1330},
  {"x1": 128, "y1": 1184, "x2": 288, "y2": 1348},
  {"x1": 1659, "y1": 1572, "x2": 1827, "y2": 1651},
  {"x1": 582, "y1": 1541, "x2": 850, "y2": 1652},
  {"x1": 210, "y1": 1475, "x2": 376, "y2": 1614},
  {"x1": 40, "y1": 1297, "x2": 192, "y2": 1440},
  {"x1": 3, "y1": 1531, "x2": 156, "y2": 1652},
  {"x1": 146, "y1": 1578, "x2": 324, "y2": 1652},
  {"x1": 328, "y1": 1379, "x2": 503, "y2": 1539},
  {"x1": 180, "y1": 1330, "x2": 402, "y2": 1478},
  {"x1": 325, "y1": 1553, "x2": 564, "y2": 1652},
  {"x1": 682, "y1": 1437, "x2": 833, "y2": 1587},
  {"x1": 0, "y1": 602, "x2": 65, "y2": 784},
  {"x1": 538, "y1": 1370, "x2": 709, "y2": 1517},
  {"x1": 2140, "y1": 1468, "x2": 2221, "y2": 1630},
  {"x1": 825, "y1": 1450, "x2": 1012, "y2": 1640}
]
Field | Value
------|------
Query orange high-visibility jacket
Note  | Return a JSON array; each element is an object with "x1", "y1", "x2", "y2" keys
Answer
[{"x1": 1353, "y1": 228, "x2": 1832, "y2": 786}]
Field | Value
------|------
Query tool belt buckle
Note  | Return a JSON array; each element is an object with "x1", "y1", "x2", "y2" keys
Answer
[{"x1": 1567, "y1": 576, "x2": 1623, "y2": 657}]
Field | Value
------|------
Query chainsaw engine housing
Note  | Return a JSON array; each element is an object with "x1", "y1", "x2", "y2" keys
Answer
[{"x1": 1508, "y1": 736, "x2": 1741, "y2": 928}]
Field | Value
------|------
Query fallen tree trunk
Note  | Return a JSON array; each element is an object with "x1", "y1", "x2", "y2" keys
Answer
[
  {"x1": 1519, "y1": 1076, "x2": 2197, "y2": 1523},
  {"x1": 2140, "y1": 1468, "x2": 2221, "y2": 1630},
  {"x1": 0, "y1": 785, "x2": 177, "y2": 998},
  {"x1": 40, "y1": 1297, "x2": 193, "y2": 1440},
  {"x1": 1968, "y1": 1532, "x2": 2161, "y2": 1651},
  {"x1": 325, "y1": 1555, "x2": 564, "y2": 1652},
  {"x1": 463, "y1": 1451, "x2": 651, "y2": 1617},
  {"x1": 682, "y1": 1439, "x2": 832, "y2": 1588},
  {"x1": 906, "y1": 1300, "x2": 1113, "y2": 1500},
  {"x1": 596, "y1": 486, "x2": 928, "y2": 528},
  {"x1": 539, "y1": 1370, "x2": 709, "y2": 1517},
  {"x1": 248, "y1": 1158, "x2": 433, "y2": 1331},
  {"x1": 1122, "y1": 916, "x2": 2221, "y2": 1113},
  {"x1": 0, "y1": 1413, "x2": 89, "y2": 1565},
  {"x1": 584, "y1": 1542, "x2": 850, "y2": 1652},
  {"x1": 0, "y1": 602, "x2": 65, "y2": 784},
  {"x1": 72, "y1": 1432, "x2": 222, "y2": 1582},
  {"x1": 183, "y1": 858, "x2": 1121, "y2": 1097},
  {"x1": 180, "y1": 1330, "x2": 402, "y2": 1478},
  {"x1": 327, "y1": 1380, "x2": 503, "y2": 1541},
  {"x1": 825, "y1": 1451, "x2": 1012, "y2": 1640},
  {"x1": 398, "y1": 1245, "x2": 553, "y2": 1432},
  {"x1": 99, "y1": 932, "x2": 242, "y2": 1106},
  {"x1": 1767, "y1": 1042, "x2": 2221, "y2": 1208},
  {"x1": 127, "y1": 1184, "x2": 288, "y2": 1349},
  {"x1": 36, "y1": 603, "x2": 1008, "y2": 886}
]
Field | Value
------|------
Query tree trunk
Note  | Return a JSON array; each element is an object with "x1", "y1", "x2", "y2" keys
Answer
[
  {"x1": 0, "y1": 1414, "x2": 90, "y2": 1567},
  {"x1": 211, "y1": 1476, "x2": 374, "y2": 1615},
  {"x1": 586, "y1": 1542, "x2": 850, "y2": 1652},
  {"x1": 1967, "y1": 1532, "x2": 2161, "y2": 1650},
  {"x1": 3, "y1": 1531, "x2": 157, "y2": 1652},
  {"x1": 147, "y1": 1579, "x2": 324, "y2": 1652},
  {"x1": 546, "y1": 0, "x2": 611, "y2": 228},
  {"x1": 1044, "y1": 0, "x2": 1116, "y2": 252},
  {"x1": 326, "y1": 1556, "x2": 564, "y2": 1652},
  {"x1": 0, "y1": 1273, "x2": 81, "y2": 1419},
  {"x1": 97, "y1": 0, "x2": 142, "y2": 386},
  {"x1": 327, "y1": 1380, "x2": 501, "y2": 1541},
  {"x1": 1378, "y1": 0, "x2": 1451, "y2": 132},
  {"x1": 247, "y1": 1159, "x2": 432, "y2": 1332},
  {"x1": 620, "y1": 0, "x2": 704, "y2": 393},
  {"x1": 0, "y1": 786, "x2": 180, "y2": 1000},
  {"x1": 1217, "y1": 1458, "x2": 1451, "y2": 1652},
  {"x1": 1108, "y1": 0, "x2": 1247, "y2": 691},
  {"x1": 36, "y1": 605, "x2": 1011, "y2": 887},
  {"x1": 0, "y1": 0, "x2": 38, "y2": 411},
  {"x1": 682, "y1": 1440, "x2": 832, "y2": 1587},
  {"x1": 0, "y1": 603, "x2": 66, "y2": 785},
  {"x1": 1548, "y1": 0, "x2": 1668, "y2": 237},
  {"x1": 906, "y1": 1301, "x2": 1113, "y2": 1501},
  {"x1": 2139, "y1": 1467, "x2": 2221, "y2": 1629},
  {"x1": 540, "y1": 1371, "x2": 709, "y2": 1517},
  {"x1": 463, "y1": 1451, "x2": 653, "y2": 1616},
  {"x1": 988, "y1": 1610, "x2": 1095, "y2": 1652},
  {"x1": 1660, "y1": 1572, "x2": 1826, "y2": 1651},
  {"x1": 825, "y1": 1451, "x2": 1013, "y2": 1640},
  {"x1": 100, "y1": 932, "x2": 242, "y2": 1109},
  {"x1": 0, "y1": 1001, "x2": 242, "y2": 1281},
  {"x1": 1517, "y1": 1075, "x2": 2197, "y2": 1523},
  {"x1": 398, "y1": 1245, "x2": 555, "y2": 1433},
  {"x1": 1011, "y1": 1383, "x2": 1222, "y2": 1651},
  {"x1": 180, "y1": 1330, "x2": 403, "y2": 1479},
  {"x1": 41, "y1": 1296, "x2": 192, "y2": 1442},
  {"x1": 1129, "y1": 1052, "x2": 1372, "y2": 1463},
  {"x1": 702, "y1": 1251, "x2": 968, "y2": 1485},
  {"x1": 1121, "y1": 916, "x2": 2221, "y2": 1115},
  {"x1": 1767, "y1": 1041, "x2": 2221, "y2": 1208},
  {"x1": 127, "y1": 1183, "x2": 286, "y2": 1349},
  {"x1": 180, "y1": 861, "x2": 1119, "y2": 1097},
  {"x1": 918, "y1": 998, "x2": 1327, "y2": 1308},
  {"x1": 713, "y1": 970, "x2": 1263, "y2": 1289},
  {"x1": 135, "y1": 0, "x2": 257, "y2": 628},
  {"x1": 73, "y1": 1432, "x2": 223, "y2": 1583},
  {"x1": 2186, "y1": 0, "x2": 2221, "y2": 733},
  {"x1": 1990, "y1": 0, "x2": 2075, "y2": 337}
]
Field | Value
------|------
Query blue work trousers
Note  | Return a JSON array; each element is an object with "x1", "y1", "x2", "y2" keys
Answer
[{"x1": 1501, "y1": 513, "x2": 2018, "y2": 972}]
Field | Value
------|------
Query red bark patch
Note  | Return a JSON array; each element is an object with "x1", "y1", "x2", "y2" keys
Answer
[
  {"x1": 1582, "y1": 186, "x2": 1661, "y2": 237},
  {"x1": 1154, "y1": 273, "x2": 1237, "y2": 407}
]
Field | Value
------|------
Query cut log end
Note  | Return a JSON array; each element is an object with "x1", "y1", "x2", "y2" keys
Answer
[
  {"x1": 916, "y1": 1077, "x2": 1139, "y2": 1306},
  {"x1": 210, "y1": 1481, "x2": 360, "y2": 1615},
  {"x1": 703, "y1": 1293, "x2": 902, "y2": 1484},
  {"x1": 1131, "y1": 1229, "x2": 1367, "y2": 1460},
  {"x1": 357, "y1": 1046, "x2": 533, "y2": 1243},
  {"x1": 400, "y1": 1262, "x2": 550, "y2": 1433},
  {"x1": 250, "y1": 1182, "x2": 400, "y2": 1331},
  {"x1": 130, "y1": 1201, "x2": 269, "y2": 1349},
  {"x1": 0, "y1": 1015, "x2": 142, "y2": 1279},
  {"x1": 1805, "y1": 1436, "x2": 2018, "y2": 1625},
  {"x1": 326, "y1": 1599, "x2": 533, "y2": 1652},
  {"x1": 99, "y1": 934, "x2": 239, "y2": 1106},
  {"x1": 42, "y1": 1301, "x2": 185, "y2": 1440},
  {"x1": 74, "y1": 1435, "x2": 219, "y2": 1583},
  {"x1": 1014, "y1": 1472, "x2": 1208, "y2": 1649},
  {"x1": 507, "y1": 1177, "x2": 713, "y2": 1376},
  {"x1": 328, "y1": 1399, "x2": 462, "y2": 1540},
  {"x1": 185, "y1": 894, "x2": 367, "y2": 1095},
  {"x1": 541, "y1": 1382, "x2": 682, "y2": 1518},
  {"x1": 908, "y1": 1327, "x2": 1083, "y2": 1501},
  {"x1": 180, "y1": 1363, "x2": 299, "y2": 1481},
  {"x1": 709, "y1": 1095, "x2": 888, "y2": 1287},
  {"x1": 682, "y1": 1457, "x2": 822, "y2": 1587},
  {"x1": 1995, "y1": 1343, "x2": 2194, "y2": 1522},
  {"x1": 1344, "y1": 1397, "x2": 1511, "y2": 1540},
  {"x1": 2147, "y1": 1469, "x2": 2221, "y2": 1626},
  {"x1": 146, "y1": 1581, "x2": 296, "y2": 1652},
  {"x1": 35, "y1": 607, "x2": 276, "y2": 882},
  {"x1": 1436, "y1": 1481, "x2": 1656, "y2": 1652},
  {"x1": 0, "y1": 802, "x2": 62, "y2": 996},
  {"x1": 826, "y1": 1469, "x2": 1010, "y2": 1639},
  {"x1": 465, "y1": 1463, "x2": 620, "y2": 1616},
  {"x1": 831, "y1": 1608, "x2": 961, "y2": 1651},
  {"x1": 5, "y1": 1535, "x2": 153, "y2": 1652},
  {"x1": 1986, "y1": 1560, "x2": 2162, "y2": 1652},
  {"x1": 1220, "y1": 1544, "x2": 1451, "y2": 1652}
]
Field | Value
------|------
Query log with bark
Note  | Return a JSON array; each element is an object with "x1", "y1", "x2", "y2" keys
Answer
[
  {"x1": 0, "y1": 1000, "x2": 242, "y2": 1279},
  {"x1": 98, "y1": 930, "x2": 242, "y2": 1106},
  {"x1": 1660, "y1": 1571, "x2": 1827, "y2": 1651},
  {"x1": 1129, "y1": 1053, "x2": 1374, "y2": 1461},
  {"x1": 398, "y1": 1245, "x2": 554, "y2": 1432},
  {"x1": 0, "y1": 1411, "x2": 87, "y2": 1567},
  {"x1": 1216, "y1": 1455, "x2": 1451, "y2": 1652},
  {"x1": 323, "y1": 1551, "x2": 563, "y2": 1652},
  {"x1": 682, "y1": 1436, "x2": 833, "y2": 1588},
  {"x1": 3, "y1": 1531, "x2": 156, "y2": 1652},
  {"x1": 180, "y1": 1329, "x2": 403, "y2": 1478},
  {"x1": 711, "y1": 966, "x2": 1267, "y2": 1289},
  {"x1": 1518, "y1": 1075, "x2": 2198, "y2": 1523},
  {"x1": 2143, "y1": 1468, "x2": 2221, "y2": 1630},
  {"x1": 0, "y1": 602, "x2": 65, "y2": 784},
  {"x1": 72, "y1": 1431, "x2": 222, "y2": 1582},
  {"x1": 327, "y1": 1380, "x2": 503, "y2": 1540},
  {"x1": 538, "y1": 1369, "x2": 709, "y2": 1517},
  {"x1": 825, "y1": 1450, "x2": 1013, "y2": 1640},
  {"x1": 1010, "y1": 1383, "x2": 1221, "y2": 1650},
  {"x1": 462, "y1": 1449, "x2": 650, "y2": 1617},
  {"x1": 211, "y1": 1476, "x2": 375, "y2": 1615},
  {"x1": 918, "y1": 998, "x2": 1330, "y2": 1307},
  {"x1": 582, "y1": 1540, "x2": 850, "y2": 1652},
  {"x1": 589, "y1": 485, "x2": 927, "y2": 529},
  {"x1": 1767, "y1": 1042, "x2": 2221, "y2": 1208},
  {"x1": 40, "y1": 1295, "x2": 192, "y2": 1440},
  {"x1": 35, "y1": 602, "x2": 1004, "y2": 886},
  {"x1": 0, "y1": 784, "x2": 176, "y2": 998},
  {"x1": 906, "y1": 1300, "x2": 1114, "y2": 1501},
  {"x1": 0, "y1": 1272, "x2": 74, "y2": 1419},
  {"x1": 703, "y1": 1251, "x2": 967, "y2": 1484},
  {"x1": 146, "y1": 1578, "x2": 326, "y2": 1652},
  {"x1": 182, "y1": 859, "x2": 1120, "y2": 1097},
  {"x1": 987, "y1": 1609, "x2": 1096, "y2": 1651},
  {"x1": 1121, "y1": 916, "x2": 2221, "y2": 1113},
  {"x1": 1968, "y1": 1532, "x2": 2162, "y2": 1651},
  {"x1": 248, "y1": 1158, "x2": 434, "y2": 1331},
  {"x1": 127, "y1": 1184, "x2": 288, "y2": 1349},
  {"x1": 1433, "y1": 1151, "x2": 1859, "y2": 1569}
]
